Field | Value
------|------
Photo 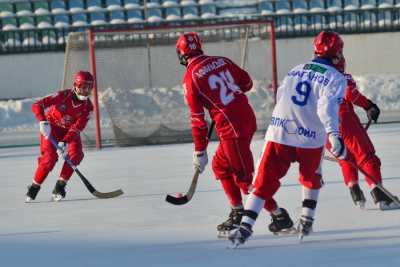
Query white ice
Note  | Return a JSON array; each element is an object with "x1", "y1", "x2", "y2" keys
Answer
[{"x1": 0, "y1": 123, "x2": 399, "y2": 267}]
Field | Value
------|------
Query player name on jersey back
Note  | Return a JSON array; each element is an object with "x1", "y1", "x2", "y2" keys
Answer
[{"x1": 265, "y1": 60, "x2": 346, "y2": 148}]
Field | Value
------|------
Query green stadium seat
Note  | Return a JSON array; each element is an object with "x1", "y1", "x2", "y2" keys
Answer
[
  {"x1": 33, "y1": 1, "x2": 50, "y2": 15},
  {"x1": 36, "y1": 15, "x2": 53, "y2": 28},
  {"x1": 360, "y1": 0, "x2": 377, "y2": 9},
  {"x1": 15, "y1": 2, "x2": 33, "y2": 16},
  {"x1": 18, "y1": 16, "x2": 35, "y2": 29},
  {"x1": 344, "y1": 0, "x2": 360, "y2": 10},
  {"x1": 2, "y1": 17, "x2": 18, "y2": 31},
  {"x1": 327, "y1": 0, "x2": 342, "y2": 11},
  {"x1": 377, "y1": 0, "x2": 394, "y2": 7}
]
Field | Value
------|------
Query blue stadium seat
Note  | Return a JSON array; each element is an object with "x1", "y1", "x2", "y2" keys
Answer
[
  {"x1": 327, "y1": 13, "x2": 343, "y2": 28},
  {"x1": 258, "y1": 0, "x2": 274, "y2": 15},
  {"x1": 292, "y1": 0, "x2": 308, "y2": 13},
  {"x1": 275, "y1": 16, "x2": 294, "y2": 32},
  {"x1": 343, "y1": 0, "x2": 360, "y2": 10},
  {"x1": 310, "y1": 14, "x2": 327, "y2": 30},
  {"x1": 164, "y1": 4, "x2": 182, "y2": 20},
  {"x1": 309, "y1": 0, "x2": 325, "y2": 12},
  {"x1": 199, "y1": 0, "x2": 216, "y2": 18},
  {"x1": 89, "y1": 11, "x2": 107, "y2": 25},
  {"x1": 109, "y1": 10, "x2": 126, "y2": 23},
  {"x1": 33, "y1": 1, "x2": 50, "y2": 15},
  {"x1": 377, "y1": 0, "x2": 394, "y2": 7},
  {"x1": 70, "y1": 12, "x2": 88, "y2": 26},
  {"x1": 50, "y1": 0, "x2": 67, "y2": 14},
  {"x1": 360, "y1": 0, "x2": 377, "y2": 9},
  {"x1": 68, "y1": 0, "x2": 85, "y2": 13},
  {"x1": 124, "y1": 0, "x2": 141, "y2": 9},
  {"x1": 54, "y1": 14, "x2": 70, "y2": 28},
  {"x1": 87, "y1": 0, "x2": 104, "y2": 12},
  {"x1": 146, "y1": 2, "x2": 163, "y2": 22},
  {"x1": 181, "y1": 0, "x2": 199, "y2": 19},
  {"x1": 275, "y1": 0, "x2": 291, "y2": 14},
  {"x1": 126, "y1": 7, "x2": 144, "y2": 23},
  {"x1": 326, "y1": 0, "x2": 343, "y2": 11},
  {"x1": 106, "y1": 0, "x2": 124, "y2": 10}
]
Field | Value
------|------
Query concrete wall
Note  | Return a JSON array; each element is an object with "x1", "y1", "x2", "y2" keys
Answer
[{"x1": 0, "y1": 31, "x2": 399, "y2": 99}]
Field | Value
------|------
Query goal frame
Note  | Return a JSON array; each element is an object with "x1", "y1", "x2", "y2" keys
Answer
[{"x1": 85, "y1": 19, "x2": 278, "y2": 149}]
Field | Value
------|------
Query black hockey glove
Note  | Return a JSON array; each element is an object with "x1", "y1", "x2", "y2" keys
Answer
[{"x1": 366, "y1": 100, "x2": 380, "y2": 123}]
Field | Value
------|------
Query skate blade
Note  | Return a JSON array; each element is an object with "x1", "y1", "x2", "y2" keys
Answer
[
  {"x1": 52, "y1": 194, "x2": 64, "y2": 202},
  {"x1": 218, "y1": 231, "x2": 230, "y2": 239},
  {"x1": 25, "y1": 197, "x2": 33, "y2": 203},
  {"x1": 272, "y1": 227, "x2": 299, "y2": 236},
  {"x1": 379, "y1": 202, "x2": 400, "y2": 210},
  {"x1": 355, "y1": 201, "x2": 366, "y2": 210}
]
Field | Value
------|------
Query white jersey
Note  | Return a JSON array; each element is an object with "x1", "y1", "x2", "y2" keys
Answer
[{"x1": 265, "y1": 58, "x2": 346, "y2": 148}]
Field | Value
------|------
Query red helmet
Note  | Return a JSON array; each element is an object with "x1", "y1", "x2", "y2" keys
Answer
[
  {"x1": 314, "y1": 31, "x2": 344, "y2": 59},
  {"x1": 176, "y1": 32, "x2": 203, "y2": 65},
  {"x1": 73, "y1": 70, "x2": 94, "y2": 100}
]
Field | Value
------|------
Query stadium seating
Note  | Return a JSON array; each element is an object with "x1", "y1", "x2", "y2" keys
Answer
[{"x1": 0, "y1": 0, "x2": 399, "y2": 51}]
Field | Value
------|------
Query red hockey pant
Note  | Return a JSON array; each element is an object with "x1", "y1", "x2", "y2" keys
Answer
[
  {"x1": 212, "y1": 137, "x2": 254, "y2": 207},
  {"x1": 33, "y1": 130, "x2": 84, "y2": 184},
  {"x1": 253, "y1": 141, "x2": 324, "y2": 212},
  {"x1": 338, "y1": 114, "x2": 381, "y2": 187}
]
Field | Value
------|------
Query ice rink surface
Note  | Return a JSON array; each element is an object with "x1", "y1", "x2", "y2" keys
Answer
[{"x1": 0, "y1": 123, "x2": 399, "y2": 267}]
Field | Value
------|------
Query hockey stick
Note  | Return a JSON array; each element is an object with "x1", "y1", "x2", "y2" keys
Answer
[
  {"x1": 49, "y1": 137, "x2": 124, "y2": 199},
  {"x1": 165, "y1": 121, "x2": 215, "y2": 205}
]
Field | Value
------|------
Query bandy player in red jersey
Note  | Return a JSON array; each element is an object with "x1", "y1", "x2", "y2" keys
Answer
[
  {"x1": 26, "y1": 71, "x2": 94, "y2": 202},
  {"x1": 229, "y1": 31, "x2": 348, "y2": 246},
  {"x1": 176, "y1": 32, "x2": 257, "y2": 236},
  {"x1": 332, "y1": 57, "x2": 399, "y2": 210}
]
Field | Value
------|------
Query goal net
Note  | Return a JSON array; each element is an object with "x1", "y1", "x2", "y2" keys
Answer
[{"x1": 62, "y1": 19, "x2": 277, "y2": 148}]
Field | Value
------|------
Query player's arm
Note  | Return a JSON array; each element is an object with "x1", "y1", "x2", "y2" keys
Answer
[
  {"x1": 63, "y1": 104, "x2": 93, "y2": 143},
  {"x1": 317, "y1": 75, "x2": 347, "y2": 159},
  {"x1": 184, "y1": 81, "x2": 208, "y2": 152},
  {"x1": 226, "y1": 58, "x2": 253, "y2": 93},
  {"x1": 31, "y1": 90, "x2": 66, "y2": 122},
  {"x1": 345, "y1": 74, "x2": 380, "y2": 123}
]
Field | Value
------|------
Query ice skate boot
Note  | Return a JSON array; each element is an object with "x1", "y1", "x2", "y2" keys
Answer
[
  {"x1": 228, "y1": 222, "x2": 253, "y2": 248},
  {"x1": 26, "y1": 183, "x2": 41, "y2": 202},
  {"x1": 268, "y1": 208, "x2": 296, "y2": 235},
  {"x1": 52, "y1": 180, "x2": 67, "y2": 202},
  {"x1": 217, "y1": 207, "x2": 244, "y2": 238},
  {"x1": 298, "y1": 215, "x2": 314, "y2": 241},
  {"x1": 371, "y1": 186, "x2": 400, "y2": 210},
  {"x1": 349, "y1": 184, "x2": 366, "y2": 209}
]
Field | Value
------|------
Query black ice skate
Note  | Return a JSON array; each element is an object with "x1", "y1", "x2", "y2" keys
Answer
[
  {"x1": 349, "y1": 184, "x2": 366, "y2": 209},
  {"x1": 268, "y1": 208, "x2": 296, "y2": 235},
  {"x1": 52, "y1": 180, "x2": 67, "y2": 202},
  {"x1": 217, "y1": 207, "x2": 244, "y2": 238},
  {"x1": 25, "y1": 183, "x2": 41, "y2": 202},
  {"x1": 370, "y1": 186, "x2": 400, "y2": 210},
  {"x1": 298, "y1": 215, "x2": 314, "y2": 241},
  {"x1": 228, "y1": 222, "x2": 253, "y2": 248}
]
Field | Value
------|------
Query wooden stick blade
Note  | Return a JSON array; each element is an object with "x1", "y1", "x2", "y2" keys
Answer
[{"x1": 92, "y1": 189, "x2": 124, "y2": 199}]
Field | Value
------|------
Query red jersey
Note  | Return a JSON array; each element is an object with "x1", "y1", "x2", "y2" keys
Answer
[
  {"x1": 339, "y1": 74, "x2": 371, "y2": 118},
  {"x1": 32, "y1": 89, "x2": 93, "y2": 142},
  {"x1": 183, "y1": 55, "x2": 257, "y2": 151}
]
